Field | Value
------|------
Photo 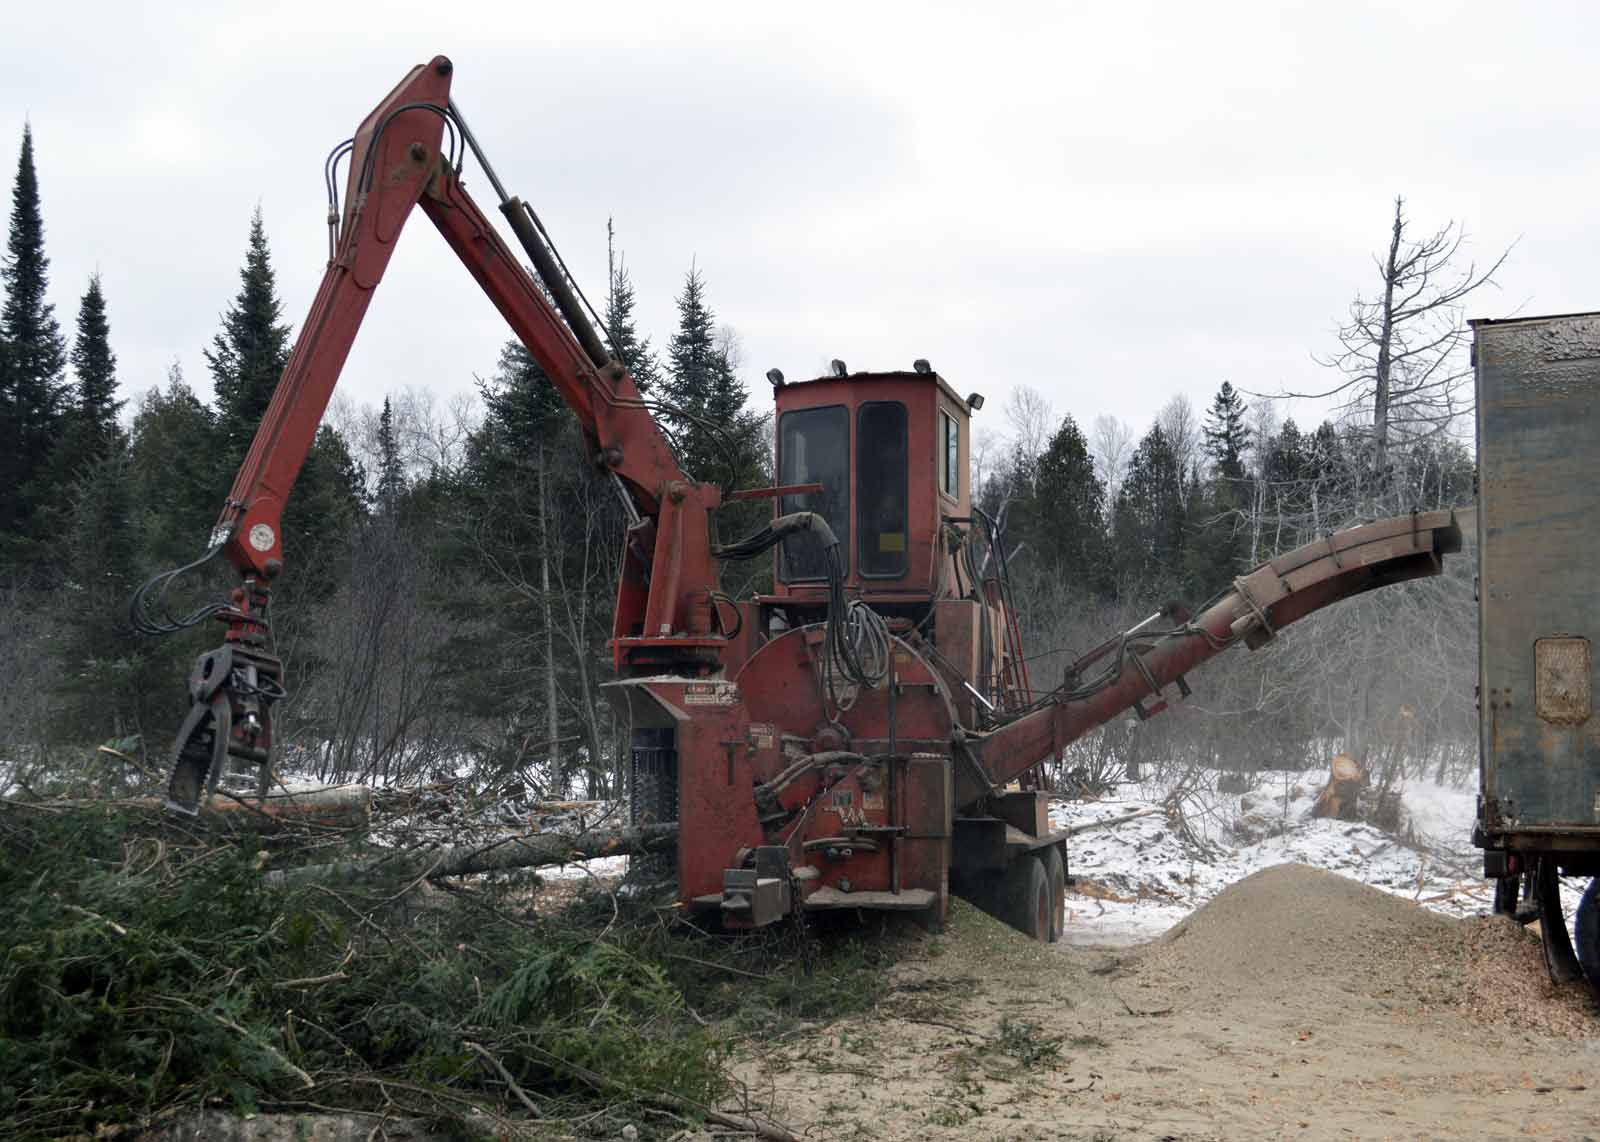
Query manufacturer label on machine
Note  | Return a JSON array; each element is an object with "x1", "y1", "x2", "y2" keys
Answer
[
  {"x1": 748, "y1": 723, "x2": 776, "y2": 749},
  {"x1": 682, "y1": 682, "x2": 739, "y2": 707}
]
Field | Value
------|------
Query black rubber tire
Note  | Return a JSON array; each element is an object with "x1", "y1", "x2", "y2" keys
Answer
[
  {"x1": 1041, "y1": 845, "x2": 1067, "y2": 944},
  {"x1": 1535, "y1": 855, "x2": 1585, "y2": 985},
  {"x1": 1575, "y1": 876, "x2": 1600, "y2": 988},
  {"x1": 1003, "y1": 854, "x2": 1051, "y2": 942}
]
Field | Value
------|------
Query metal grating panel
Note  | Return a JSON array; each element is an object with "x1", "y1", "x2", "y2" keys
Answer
[{"x1": 1535, "y1": 637, "x2": 1591, "y2": 724}]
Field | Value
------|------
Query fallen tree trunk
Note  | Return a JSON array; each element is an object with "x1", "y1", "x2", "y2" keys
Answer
[{"x1": 263, "y1": 822, "x2": 679, "y2": 888}]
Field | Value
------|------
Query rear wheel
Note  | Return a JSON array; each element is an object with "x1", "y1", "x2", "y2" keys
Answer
[
  {"x1": 1002, "y1": 854, "x2": 1051, "y2": 942},
  {"x1": 1535, "y1": 855, "x2": 1585, "y2": 985},
  {"x1": 1041, "y1": 845, "x2": 1067, "y2": 944}
]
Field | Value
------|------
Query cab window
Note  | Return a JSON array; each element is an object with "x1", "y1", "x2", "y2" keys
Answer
[
  {"x1": 857, "y1": 401, "x2": 908, "y2": 578},
  {"x1": 778, "y1": 405, "x2": 849, "y2": 580},
  {"x1": 939, "y1": 409, "x2": 960, "y2": 499}
]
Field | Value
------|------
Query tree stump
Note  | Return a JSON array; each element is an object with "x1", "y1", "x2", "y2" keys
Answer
[{"x1": 1310, "y1": 754, "x2": 1364, "y2": 821}]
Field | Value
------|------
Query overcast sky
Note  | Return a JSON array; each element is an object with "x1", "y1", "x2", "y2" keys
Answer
[{"x1": 6, "y1": 0, "x2": 1597, "y2": 452}]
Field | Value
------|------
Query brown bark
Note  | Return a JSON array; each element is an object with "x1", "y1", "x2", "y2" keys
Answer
[
  {"x1": 262, "y1": 821, "x2": 677, "y2": 888},
  {"x1": 1311, "y1": 754, "x2": 1365, "y2": 821}
]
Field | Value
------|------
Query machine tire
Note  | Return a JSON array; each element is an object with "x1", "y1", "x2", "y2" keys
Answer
[
  {"x1": 1575, "y1": 877, "x2": 1600, "y2": 988},
  {"x1": 1041, "y1": 845, "x2": 1067, "y2": 944},
  {"x1": 1003, "y1": 854, "x2": 1051, "y2": 942}
]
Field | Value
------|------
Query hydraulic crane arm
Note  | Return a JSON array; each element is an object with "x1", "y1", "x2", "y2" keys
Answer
[
  {"x1": 220, "y1": 56, "x2": 683, "y2": 588},
  {"x1": 955, "y1": 510, "x2": 1465, "y2": 810},
  {"x1": 144, "y1": 56, "x2": 721, "y2": 811}
]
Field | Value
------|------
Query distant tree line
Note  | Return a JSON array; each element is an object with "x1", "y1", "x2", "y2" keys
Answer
[
  {"x1": 0, "y1": 125, "x2": 767, "y2": 798},
  {"x1": 0, "y1": 121, "x2": 1488, "y2": 798}
]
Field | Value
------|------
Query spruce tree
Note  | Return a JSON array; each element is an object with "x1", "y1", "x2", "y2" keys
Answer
[
  {"x1": 1016, "y1": 414, "x2": 1108, "y2": 597},
  {"x1": 69, "y1": 273, "x2": 122, "y2": 452},
  {"x1": 40, "y1": 273, "x2": 125, "y2": 497},
  {"x1": 1110, "y1": 424, "x2": 1185, "y2": 595},
  {"x1": 1202, "y1": 381, "x2": 1250, "y2": 481},
  {"x1": 604, "y1": 223, "x2": 661, "y2": 393},
  {"x1": 129, "y1": 362, "x2": 222, "y2": 565},
  {"x1": 206, "y1": 208, "x2": 291, "y2": 466},
  {"x1": 663, "y1": 265, "x2": 755, "y2": 485},
  {"x1": 0, "y1": 123, "x2": 69, "y2": 543},
  {"x1": 375, "y1": 396, "x2": 405, "y2": 512},
  {"x1": 664, "y1": 265, "x2": 719, "y2": 412}
]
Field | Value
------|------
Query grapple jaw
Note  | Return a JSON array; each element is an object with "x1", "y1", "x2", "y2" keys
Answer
[{"x1": 165, "y1": 643, "x2": 284, "y2": 814}]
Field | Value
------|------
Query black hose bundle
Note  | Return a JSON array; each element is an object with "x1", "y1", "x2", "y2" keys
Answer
[{"x1": 714, "y1": 512, "x2": 889, "y2": 714}]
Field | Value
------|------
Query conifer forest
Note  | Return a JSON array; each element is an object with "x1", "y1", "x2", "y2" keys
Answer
[{"x1": 0, "y1": 119, "x2": 1480, "y2": 805}]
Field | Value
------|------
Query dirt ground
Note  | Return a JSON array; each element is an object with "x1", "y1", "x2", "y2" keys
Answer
[{"x1": 730, "y1": 864, "x2": 1600, "y2": 1141}]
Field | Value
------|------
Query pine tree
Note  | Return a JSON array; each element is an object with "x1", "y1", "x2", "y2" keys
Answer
[
  {"x1": 1110, "y1": 424, "x2": 1185, "y2": 595},
  {"x1": 129, "y1": 361, "x2": 222, "y2": 565},
  {"x1": 375, "y1": 396, "x2": 405, "y2": 512},
  {"x1": 663, "y1": 265, "x2": 756, "y2": 486},
  {"x1": 69, "y1": 273, "x2": 121, "y2": 450},
  {"x1": 1202, "y1": 381, "x2": 1250, "y2": 481},
  {"x1": 604, "y1": 222, "x2": 661, "y2": 394},
  {"x1": 206, "y1": 208, "x2": 291, "y2": 466},
  {"x1": 0, "y1": 123, "x2": 69, "y2": 544},
  {"x1": 1017, "y1": 414, "x2": 1108, "y2": 596}
]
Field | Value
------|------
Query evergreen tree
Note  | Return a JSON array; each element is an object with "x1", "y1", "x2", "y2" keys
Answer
[
  {"x1": 662, "y1": 265, "x2": 760, "y2": 488},
  {"x1": 39, "y1": 273, "x2": 126, "y2": 500},
  {"x1": 1110, "y1": 424, "x2": 1185, "y2": 595},
  {"x1": 1202, "y1": 381, "x2": 1250, "y2": 481},
  {"x1": 1014, "y1": 414, "x2": 1109, "y2": 596},
  {"x1": 129, "y1": 362, "x2": 222, "y2": 565},
  {"x1": 69, "y1": 273, "x2": 122, "y2": 450},
  {"x1": 604, "y1": 223, "x2": 661, "y2": 393},
  {"x1": 206, "y1": 208, "x2": 291, "y2": 466},
  {"x1": 477, "y1": 341, "x2": 567, "y2": 457},
  {"x1": 0, "y1": 123, "x2": 69, "y2": 546},
  {"x1": 375, "y1": 396, "x2": 405, "y2": 512},
  {"x1": 54, "y1": 449, "x2": 152, "y2": 741}
]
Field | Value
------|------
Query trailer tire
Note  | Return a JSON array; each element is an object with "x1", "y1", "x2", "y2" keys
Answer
[
  {"x1": 1575, "y1": 877, "x2": 1600, "y2": 987},
  {"x1": 1003, "y1": 854, "x2": 1051, "y2": 942},
  {"x1": 1041, "y1": 845, "x2": 1067, "y2": 943}
]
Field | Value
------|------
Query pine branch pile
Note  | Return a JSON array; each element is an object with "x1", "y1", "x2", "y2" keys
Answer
[{"x1": 0, "y1": 803, "x2": 740, "y2": 1140}]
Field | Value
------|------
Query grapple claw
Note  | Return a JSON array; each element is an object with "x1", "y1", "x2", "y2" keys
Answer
[{"x1": 162, "y1": 643, "x2": 284, "y2": 814}]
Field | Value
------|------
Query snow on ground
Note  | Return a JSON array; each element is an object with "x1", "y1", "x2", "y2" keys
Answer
[{"x1": 1051, "y1": 769, "x2": 1498, "y2": 947}]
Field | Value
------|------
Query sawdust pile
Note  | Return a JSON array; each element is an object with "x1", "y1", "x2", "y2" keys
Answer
[{"x1": 1137, "y1": 862, "x2": 1596, "y2": 1037}]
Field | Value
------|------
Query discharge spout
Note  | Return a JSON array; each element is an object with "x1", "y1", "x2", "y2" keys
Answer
[{"x1": 956, "y1": 510, "x2": 1463, "y2": 810}]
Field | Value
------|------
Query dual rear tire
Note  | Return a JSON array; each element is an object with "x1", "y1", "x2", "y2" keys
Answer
[{"x1": 999, "y1": 846, "x2": 1067, "y2": 943}]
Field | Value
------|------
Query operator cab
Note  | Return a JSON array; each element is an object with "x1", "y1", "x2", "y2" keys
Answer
[{"x1": 769, "y1": 363, "x2": 978, "y2": 606}]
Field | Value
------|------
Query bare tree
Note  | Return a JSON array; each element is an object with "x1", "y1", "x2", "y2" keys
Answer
[
  {"x1": 1157, "y1": 394, "x2": 1200, "y2": 484},
  {"x1": 1292, "y1": 197, "x2": 1509, "y2": 478},
  {"x1": 1090, "y1": 415, "x2": 1133, "y2": 504},
  {"x1": 1004, "y1": 385, "x2": 1054, "y2": 463}
]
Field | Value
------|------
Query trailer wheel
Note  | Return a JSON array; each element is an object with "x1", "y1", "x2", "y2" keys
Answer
[
  {"x1": 1041, "y1": 846, "x2": 1067, "y2": 943},
  {"x1": 1575, "y1": 877, "x2": 1600, "y2": 988},
  {"x1": 1003, "y1": 854, "x2": 1051, "y2": 942},
  {"x1": 1535, "y1": 855, "x2": 1585, "y2": 985}
]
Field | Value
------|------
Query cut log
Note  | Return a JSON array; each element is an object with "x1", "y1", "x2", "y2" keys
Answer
[
  {"x1": 154, "y1": 785, "x2": 373, "y2": 832},
  {"x1": 1310, "y1": 754, "x2": 1364, "y2": 821},
  {"x1": 262, "y1": 821, "x2": 679, "y2": 889}
]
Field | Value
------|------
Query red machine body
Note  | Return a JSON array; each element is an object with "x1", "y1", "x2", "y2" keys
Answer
[{"x1": 149, "y1": 56, "x2": 1464, "y2": 941}]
